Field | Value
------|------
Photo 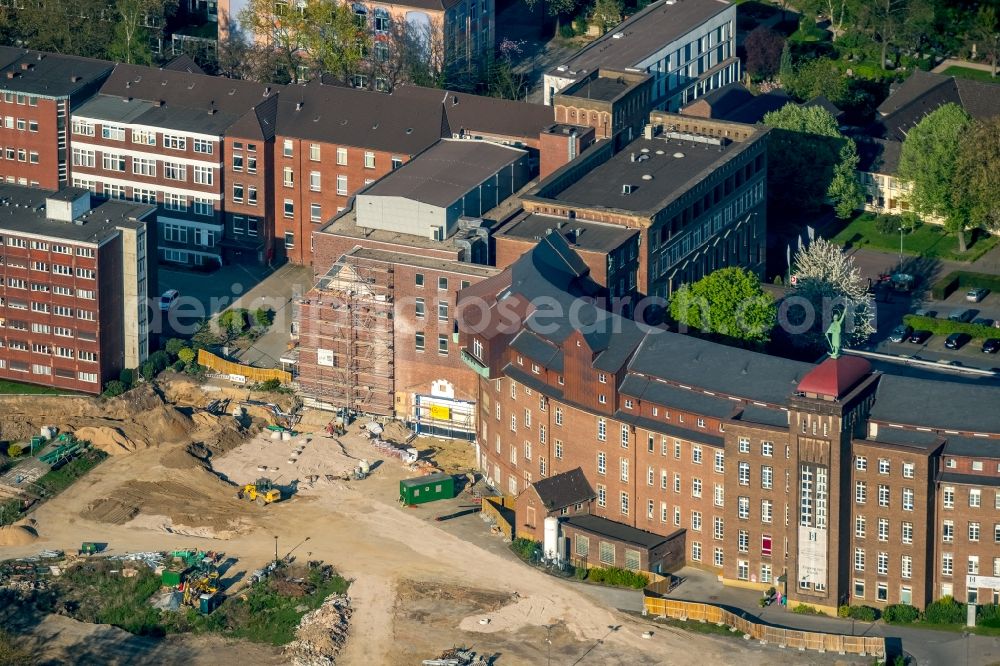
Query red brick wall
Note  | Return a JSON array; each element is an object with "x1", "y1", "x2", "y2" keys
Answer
[
  {"x1": 538, "y1": 126, "x2": 595, "y2": 181},
  {"x1": 312, "y1": 231, "x2": 462, "y2": 278},
  {"x1": 223, "y1": 135, "x2": 274, "y2": 263},
  {"x1": 0, "y1": 97, "x2": 63, "y2": 189}
]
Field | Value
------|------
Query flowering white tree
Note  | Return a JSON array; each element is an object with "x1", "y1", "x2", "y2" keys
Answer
[{"x1": 785, "y1": 238, "x2": 875, "y2": 349}]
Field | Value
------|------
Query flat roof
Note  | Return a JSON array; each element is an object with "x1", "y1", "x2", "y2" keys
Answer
[
  {"x1": 563, "y1": 76, "x2": 633, "y2": 102},
  {"x1": 0, "y1": 47, "x2": 112, "y2": 97},
  {"x1": 494, "y1": 212, "x2": 638, "y2": 252},
  {"x1": 563, "y1": 513, "x2": 673, "y2": 549},
  {"x1": 550, "y1": 135, "x2": 750, "y2": 214},
  {"x1": 340, "y1": 247, "x2": 500, "y2": 278},
  {"x1": 871, "y1": 374, "x2": 1000, "y2": 435},
  {"x1": 0, "y1": 185, "x2": 152, "y2": 244},
  {"x1": 867, "y1": 427, "x2": 942, "y2": 451},
  {"x1": 319, "y1": 205, "x2": 473, "y2": 253},
  {"x1": 550, "y1": 0, "x2": 732, "y2": 77},
  {"x1": 361, "y1": 140, "x2": 527, "y2": 208}
]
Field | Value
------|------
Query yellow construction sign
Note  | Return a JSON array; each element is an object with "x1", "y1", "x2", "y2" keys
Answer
[
  {"x1": 197, "y1": 349, "x2": 292, "y2": 385},
  {"x1": 428, "y1": 404, "x2": 452, "y2": 420}
]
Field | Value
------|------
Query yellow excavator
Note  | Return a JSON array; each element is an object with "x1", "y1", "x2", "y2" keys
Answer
[{"x1": 236, "y1": 478, "x2": 282, "y2": 506}]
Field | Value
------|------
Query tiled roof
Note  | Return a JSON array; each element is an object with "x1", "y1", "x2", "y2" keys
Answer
[{"x1": 530, "y1": 468, "x2": 595, "y2": 510}]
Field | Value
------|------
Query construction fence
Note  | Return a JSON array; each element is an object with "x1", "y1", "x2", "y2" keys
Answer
[
  {"x1": 643, "y1": 590, "x2": 885, "y2": 657},
  {"x1": 198, "y1": 349, "x2": 293, "y2": 385}
]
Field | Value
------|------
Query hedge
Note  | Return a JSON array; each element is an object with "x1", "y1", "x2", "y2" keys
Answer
[
  {"x1": 901, "y1": 314, "x2": 998, "y2": 340},
  {"x1": 925, "y1": 596, "x2": 965, "y2": 624},
  {"x1": 883, "y1": 603, "x2": 921, "y2": 624},
  {"x1": 978, "y1": 604, "x2": 1000, "y2": 627},
  {"x1": 583, "y1": 566, "x2": 649, "y2": 589},
  {"x1": 838, "y1": 605, "x2": 879, "y2": 621},
  {"x1": 931, "y1": 271, "x2": 1000, "y2": 300}
]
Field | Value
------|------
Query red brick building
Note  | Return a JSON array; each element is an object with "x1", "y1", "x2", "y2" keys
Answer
[
  {"x1": 457, "y1": 234, "x2": 1000, "y2": 610},
  {"x1": 0, "y1": 186, "x2": 154, "y2": 393},
  {"x1": 0, "y1": 47, "x2": 113, "y2": 190}
]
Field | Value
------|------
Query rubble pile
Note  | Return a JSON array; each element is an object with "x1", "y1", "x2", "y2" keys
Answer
[{"x1": 284, "y1": 593, "x2": 353, "y2": 666}]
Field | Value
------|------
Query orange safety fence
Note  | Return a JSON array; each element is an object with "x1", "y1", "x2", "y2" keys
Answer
[{"x1": 197, "y1": 349, "x2": 292, "y2": 385}]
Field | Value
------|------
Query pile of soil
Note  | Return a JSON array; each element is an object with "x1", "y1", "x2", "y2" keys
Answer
[
  {"x1": 380, "y1": 421, "x2": 415, "y2": 445},
  {"x1": 284, "y1": 594, "x2": 353, "y2": 666},
  {"x1": 0, "y1": 523, "x2": 38, "y2": 546}
]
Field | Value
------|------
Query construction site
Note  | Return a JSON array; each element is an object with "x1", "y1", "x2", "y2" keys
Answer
[{"x1": 0, "y1": 373, "x2": 822, "y2": 665}]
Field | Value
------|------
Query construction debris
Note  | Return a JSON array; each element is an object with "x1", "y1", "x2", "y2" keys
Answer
[
  {"x1": 284, "y1": 593, "x2": 353, "y2": 666},
  {"x1": 422, "y1": 647, "x2": 495, "y2": 666}
]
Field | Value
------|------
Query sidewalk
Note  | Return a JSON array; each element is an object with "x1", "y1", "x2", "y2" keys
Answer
[
  {"x1": 665, "y1": 567, "x2": 1000, "y2": 666},
  {"x1": 932, "y1": 58, "x2": 997, "y2": 74}
]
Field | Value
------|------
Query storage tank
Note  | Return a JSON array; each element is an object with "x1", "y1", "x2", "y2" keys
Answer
[
  {"x1": 543, "y1": 517, "x2": 559, "y2": 560},
  {"x1": 41, "y1": 426, "x2": 56, "y2": 440},
  {"x1": 281, "y1": 431, "x2": 292, "y2": 441}
]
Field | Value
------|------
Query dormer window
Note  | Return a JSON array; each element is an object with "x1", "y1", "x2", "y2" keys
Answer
[{"x1": 598, "y1": 373, "x2": 607, "y2": 384}]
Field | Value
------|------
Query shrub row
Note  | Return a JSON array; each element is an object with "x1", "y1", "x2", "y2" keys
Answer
[
  {"x1": 837, "y1": 604, "x2": 879, "y2": 621},
  {"x1": 581, "y1": 566, "x2": 649, "y2": 589},
  {"x1": 883, "y1": 604, "x2": 921, "y2": 624},
  {"x1": 901, "y1": 314, "x2": 997, "y2": 340},
  {"x1": 931, "y1": 271, "x2": 1000, "y2": 300}
]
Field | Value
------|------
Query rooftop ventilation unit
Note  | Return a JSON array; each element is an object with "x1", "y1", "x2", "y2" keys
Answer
[{"x1": 622, "y1": 184, "x2": 637, "y2": 195}]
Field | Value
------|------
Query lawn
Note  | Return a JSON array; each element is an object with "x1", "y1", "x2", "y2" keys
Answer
[
  {"x1": 941, "y1": 66, "x2": 1000, "y2": 84},
  {"x1": 0, "y1": 380, "x2": 68, "y2": 395},
  {"x1": 829, "y1": 213, "x2": 1000, "y2": 262},
  {"x1": 34, "y1": 450, "x2": 109, "y2": 497}
]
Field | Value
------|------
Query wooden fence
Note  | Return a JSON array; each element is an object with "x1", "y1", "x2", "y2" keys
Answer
[
  {"x1": 197, "y1": 349, "x2": 292, "y2": 385},
  {"x1": 481, "y1": 496, "x2": 515, "y2": 541},
  {"x1": 643, "y1": 591, "x2": 884, "y2": 657}
]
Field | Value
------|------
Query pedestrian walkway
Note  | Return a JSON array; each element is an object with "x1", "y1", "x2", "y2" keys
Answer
[
  {"x1": 664, "y1": 567, "x2": 999, "y2": 666},
  {"x1": 932, "y1": 58, "x2": 997, "y2": 74}
]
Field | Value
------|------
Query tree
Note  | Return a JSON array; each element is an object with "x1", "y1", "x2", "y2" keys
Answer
[
  {"x1": 783, "y1": 58, "x2": 850, "y2": 106},
  {"x1": 591, "y1": 0, "x2": 623, "y2": 35},
  {"x1": 103, "y1": 380, "x2": 127, "y2": 398},
  {"x1": 858, "y1": 0, "x2": 907, "y2": 69},
  {"x1": 779, "y1": 42, "x2": 793, "y2": 82},
  {"x1": 763, "y1": 104, "x2": 862, "y2": 217},
  {"x1": 789, "y1": 238, "x2": 875, "y2": 349},
  {"x1": 669, "y1": 267, "x2": 776, "y2": 344},
  {"x1": 488, "y1": 37, "x2": 528, "y2": 100},
  {"x1": 898, "y1": 103, "x2": 971, "y2": 249},
  {"x1": 238, "y1": 0, "x2": 310, "y2": 82},
  {"x1": 177, "y1": 347, "x2": 197, "y2": 364},
  {"x1": 969, "y1": 6, "x2": 1000, "y2": 77},
  {"x1": 14, "y1": 0, "x2": 112, "y2": 59},
  {"x1": 744, "y1": 27, "x2": 785, "y2": 80},
  {"x1": 952, "y1": 117, "x2": 1000, "y2": 234},
  {"x1": 299, "y1": 0, "x2": 370, "y2": 85},
  {"x1": 109, "y1": 0, "x2": 170, "y2": 65},
  {"x1": 216, "y1": 23, "x2": 283, "y2": 82}
]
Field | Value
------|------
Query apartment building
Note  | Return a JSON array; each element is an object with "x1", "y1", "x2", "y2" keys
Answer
[
  {"x1": 68, "y1": 64, "x2": 279, "y2": 267},
  {"x1": 0, "y1": 47, "x2": 113, "y2": 190},
  {"x1": 0, "y1": 186, "x2": 154, "y2": 394},
  {"x1": 457, "y1": 234, "x2": 1000, "y2": 610},
  {"x1": 522, "y1": 111, "x2": 768, "y2": 301},
  {"x1": 544, "y1": 0, "x2": 738, "y2": 111}
]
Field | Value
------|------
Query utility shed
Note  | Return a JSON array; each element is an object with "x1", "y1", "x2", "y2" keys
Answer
[{"x1": 399, "y1": 472, "x2": 456, "y2": 505}]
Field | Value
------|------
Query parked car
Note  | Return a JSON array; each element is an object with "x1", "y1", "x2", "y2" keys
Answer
[
  {"x1": 983, "y1": 339, "x2": 1000, "y2": 354},
  {"x1": 948, "y1": 308, "x2": 975, "y2": 323},
  {"x1": 159, "y1": 289, "x2": 180, "y2": 311},
  {"x1": 888, "y1": 324, "x2": 913, "y2": 343},
  {"x1": 913, "y1": 308, "x2": 936, "y2": 318},
  {"x1": 945, "y1": 332, "x2": 971, "y2": 349},
  {"x1": 973, "y1": 317, "x2": 995, "y2": 327},
  {"x1": 966, "y1": 287, "x2": 989, "y2": 303},
  {"x1": 908, "y1": 330, "x2": 932, "y2": 344}
]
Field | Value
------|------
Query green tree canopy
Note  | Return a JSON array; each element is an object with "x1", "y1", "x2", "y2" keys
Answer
[
  {"x1": 952, "y1": 116, "x2": 1000, "y2": 234},
  {"x1": 762, "y1": 103, "x2": 862, "y2": 218},
  {"x1": 669, "y1": 267, "x2": 776, "y2": 344},
  {"x1": 897, "y1": 103, "x2": 971, "y2": 248}
]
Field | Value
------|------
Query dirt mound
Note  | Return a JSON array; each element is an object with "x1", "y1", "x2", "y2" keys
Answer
[
  {"x1": 381, "y1": 421, "x2": 415, "y2": 445},
  {"x1": 73, "y1": 426, "x2": 140, "y2": 455},
  {"x1": 0, "y1": 524, "x2": 38, "y2": 546}
]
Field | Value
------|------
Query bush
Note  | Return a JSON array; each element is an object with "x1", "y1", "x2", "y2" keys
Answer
[
  {"x1": 843, "y1": 605, "x2": 879, "y2": 622},
  {"x1": 140, "y1": 361, "x2": 156, "y2": 381},
  {"x1": 510, "y1": 538, "x2": 539, "y2": 561},
  {"x1": 177, "y1": 347, "x2": 196, "y2": 364},
  {"x1": 252, "y1": 308, "x2": 273, "y2": 329},
  {"x1": 186, "y1": 362, "x2": 207, "y2": 379},
  {"x1": 838, "y1": 604, "x2": 850, "y2": 618},
  {"x1": 573, "y1": 13, "x2": 588, "y2": 36},
  {"x1": 7, "y1": 443, "x2": 23, "y2": 458},
  {"x1": 575, "y1": 566, "x2": 588, "y2": 580},
  {"x1": 558, "y1": 23, "x2": 575, "y2": 39},
  {"x1": 258, "y1": 378, "x2": 282, "y2": 391},
  {"x1": 901, "y1": 314, "x2": 997, "y2": 340},
  {"x1": 977, "y1": 604, "x2": 1000, "y2": 627},
  {"x1": 931, "y1": 270, "x2": 1000, "y2": 300},
  {"x1": 874, "y1": 214, "x2": 898, "y2": 235},
  {"x1": 218, "y1": 309, "x2": 248, "y2": 335},
  {"x1": 172, "y1": 360, "x2": 186, "y2": 372},
  {"x1": 165, "y1": 338, "x2": 187, "y2": 356},
  {"x1": 584, "y1": 566, "x2": 648, "y2": 589},
  {"x1": 924, "y1": 596, "x2": 964, "y2": 625},
  {"x1": 792, "y1": 603, "x2": 823, "y2": 615},
  {"x1": 148, "y1": 350, "x2": 171, "y2": 374},
  {"x1": 102, "y1": 380, "x2": 127, "y2": 398},
  {"x1": 119, "y1": 368, "x2": 135, "y2": 389},
  {"x1": 883, "y1": 604, "x2": 921, "y2": 624}
]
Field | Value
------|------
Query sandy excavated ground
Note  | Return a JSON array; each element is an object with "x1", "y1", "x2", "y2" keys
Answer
[{"x1": 0, "y1": 393, "x2": 804, "y2": 666}]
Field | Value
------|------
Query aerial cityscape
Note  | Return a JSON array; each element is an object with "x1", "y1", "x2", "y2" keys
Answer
[{"x1": 0, "y1": 0, "x2": 998, "y2": 663}]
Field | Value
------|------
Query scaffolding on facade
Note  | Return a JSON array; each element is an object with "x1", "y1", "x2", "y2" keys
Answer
[{"x1": 297, "y1": 254, "x2": 395, "y2": 417}]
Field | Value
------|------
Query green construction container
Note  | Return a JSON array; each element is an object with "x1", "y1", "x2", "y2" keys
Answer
[
  {"x1": 161, "y1": 569, "x2": 184, "y2": 587},
  {"x1": 399, "y1": 472, "x2": 455, "y2": 506}
]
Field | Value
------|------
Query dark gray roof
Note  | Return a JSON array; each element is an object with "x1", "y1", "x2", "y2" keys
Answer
[
  {"x1": 551, "y1": 0, "x2": 732, "y2": 77},
  {"x1": 856, "y1": 137, "x2": 901, "y2": 175},
  {"x1": 868, "y1": 426, "x2": 942, "y2": 450},
  {"x1": 620, "y1": 375, "x2": 737, "y2": 418},
  {"x1": 870, "y1": 374, "x2": 1000, "y2": 434},
  {"x1": 360, "y1": 140, "x2": 527, "y2": 208},
  {"x1": 942, "y1": 436, "x2": 1000, "y2": 458},
  {"x1": 161, "y1": 54, "x2": 206, "y2": 75},
  {"x1": 551, "y1": 133, "x2": 760, "y2": 215},
  {"x1": 616, "y1": 411, "x2": 725, "y2": 446},
  {"x1": 530, "y1": 468, "x2": 595, "y2": 510},
  {"x1": 0, "y1": 47, "x2": 112, "y2": 98},
  {"x1": 735, "y1": 405, "x2": 789, "y2": 428},
  {"x1": 562, "y1": 513, "x2": 673, "y2": 549},
  {"x1": 939, "y1": 472, "x2": 1000, "y2": 488},
  {"x1": 626, "y1": 331, "x2": 811, "y2": 406},
  {"x1": 562, "y1": 76, "x2": 633, "y2": 102},
  {"x1": 510, "y1": 330, "x2": 564, "y2": 372},
  {"x1": 496, "y1": 212, "x2": 639, "y2": 253},
  {"x1": 0, "y1": 185, "x2": 153, "y2": 243},
  {"x1": 873, "y1": 71, "x2": 1000, "y2": 141},
  {"x1": 802, "y1": 95, "x2": 844, "y2": 120},
  {"x1": 505, "y1": 365, "x2": 564, "y2": 400}
]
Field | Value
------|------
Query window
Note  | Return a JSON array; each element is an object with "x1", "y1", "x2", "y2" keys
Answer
[
  {"x1": 597, "y1": 452, "x2": 606, "y2": 475},
  {"x1": 673, "y1": 473, "x2": 681, "y2": 493},
  {"x1": 943, "y1": 486, "x2": 955, "y2": 509},
  {"x1": 437, "y1": 301, "x2": 449, "y2": 322},
  {"x1": 620, "y1": 492, "x2": 629, "y2": 516},
  {"x1": 713, "y1": 516, "x2": 723, "y2": 540},
  {"x1": 193, "y1": 138, "x2": 213, "y2": 154},
  {"x1": 738, "y1": 462, "x2": 750, "y2": 486},
  {"x1": 391, "y1": 156, "x2": 403, "y2": 170},
  {"x1": 692, "y1": 445, "x2": 702, "y2": 464},
  {"x1": 72, "y1": 148, "x2": 95, "y2": 168},
  {"x1": 337, "y1": 147, "x2": 347, "y2": 165},
  {"x1": 415, "y1": 273, "x2": 424, "y2": 288},
  {"x1": 309, "y1": 144, "x2": 320, "y2": 161},
  {"x1": 738, "y1": 496, "x2": 749, "y2": 519},
  {"x1": 969, "y1": 555, "x2": 979, "y2": 575},
  {"x1": 248, "y1": 186, "x2": 258, "y2": 205},
  {"x1": 310, "y1": 203, "x2": 322, "y2": 222},
  {"x1": 738, "y1": 530, "x2": 749, "y2": 553},
  {"x1": 438, "y1": 276, "x2": 449, "y2": 291},
  {"x1": 232, "y1": 153, "x2": 243, "y2": 171},
  {"x1": 674, "y1": 441, "x2": 681, "y2": 459},
  {"x1": 284, "y1": 199, "x2": 294, "y2": 218},
  {"x1": 597, "y1": 484, "x2": 606, "y2": 508},
  {"x1": 970, "y1": 489, "x2": 982, "y2": 508},
  {"x1": 902, "y1": 522, "x2": 913, "y2": 544},
  {"x1": 414, "y1": 298, "x2": 425, "y2": 318},
  {"x1": 761, "y1": 441, "x2": 773, "y2": 457},
  {"x1": 336, "y1": 175, "x2": 347, "y2": 195},
  {"x1": 164, "y1": 162, "x2": 186, "y2": 181},
  {"x1": 692, "y1": 477, "x2": 702, "y2": 497},
  {"x1": 691, "y1": 541, "x2": 702, "y2": 562},
  {"x1": 761, "y1": 465, "x2": 773, "y2": 489},
  {"x1": 102, "y1": 124, "x2": 125, "y2": 140},
  {"x1": 163, "y1": 193, "x2": 187, "y2": 212},
  {"x1": 714, "y1": 450, "x2": 724, "y2": 473},
  {"x1": 877, "y1": 582, "x2": 888, "y2": 602},
  {"x1": 902, "y1": 463, "x2": 914, "y2": 479},
  {"x1": 193, "y1": 165, "x2": 213, "y2": 185},
  {"x1": 619, "y1": 458, "x2": 628, "y2": 482},
  {"x1": 555, "y1": 440, "x2": 563, "y2": 459},
  {"x1": 415, "y1": 332, "x2": 424, "y2": 351},
  {"x1": 714, "y1": 484, "x2": 724, "y2": 507},
  {"x1": 620, "y1": 424, "x2": 629, "y2": 448},
  {"x1": 284, "y1": 232, "x2": 295, "y2": 249},
  {"x1": 364, "y1": 151, "x2": 375, "y2": 169},
  {"x1": 943, "y1": 520, "x2": 954, "y2": 542},
  {"x1": 194, "y1": 198, "x2": 212, "y2": 216},
  {"x1": 233, "y1": 183, "x2": 244, "y2": 202},
  {"x1": 282, "y1": 139, "x2": 293, "y2": 157},
  {"x1": 878, "y1": 484, "x2": 890, "y2": 507},
  {"x1": 72, "y1": 119, "x2": 95, "y2": 136},
  {"x1": 878, "y1": 458, "x2": 890, "y2": 475},
  {"x1": 855, "y1": 481, "x2": 867, "y2": 504},
  {"x1": 942, "y1": 553, "x2": 953, "y2": 576},
  {"x1": 901, "y1": 487, "x2": 914, "y2": 512},
  {"x1": 855, "y1": 515, "x2": 866, "y2": 538},
  {"x1": 102, "y1": 153, "x2": 125, "y2": 171},
  {"x1": 856, "y1": 456, "x2": 867, "y2": 471},
  {"x1": 738, "y1": 437, "x2": 749, "y2": 454},
  {"x1": 855, "y1": 548, "x2": 865, "y2": 572},
  {"x1": 163, "y1": 134, "x2": 186, "y2": 150},
  {"x1": 597, "y1": 418, "x2": 606, "y2": 441},
  {"x1": 878, "y1": 518, "x2": 889, "y2": 542},
  {"x1": 902, "y1": 555, "x2": 912, "y2": 580},
  {"x1": 691, "y1": 510, "x2": 701, "y2": 531},
  {"x1": 761, "y1": 499, "x2": 773, "y2": 523},
  {"x1": 970, "y1": 522, "x2": 981, "y2": 542}
]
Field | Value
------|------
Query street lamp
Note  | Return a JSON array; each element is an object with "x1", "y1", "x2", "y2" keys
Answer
[
  {"x1": 898, "y1": 226, "x2": 904, "y2": 266},
  {"x1": 274, "y1": 535, "x2": 279, "y2": 564}
]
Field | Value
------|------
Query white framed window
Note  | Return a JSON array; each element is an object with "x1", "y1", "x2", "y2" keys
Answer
[
  {"x1": 761, "y1": 441, "x2": 773, "y2": 457},
  {"x1": 856, "y1": 456, "x2": 867, "y2": 471},
  {"x1": 193, "y1": 198, "x2": 212, "y2": 216},
  {"x1": 337, "y1": 175, "x2": 347, "y2": 195},
  {"x1": 337, "y1": 146, "x2": 348, "y2": 165},
  {"x1": 72, "y1": 119, "x2": 95, "y2": 136},
  {"x1": 310, "y1": 203, "x2": 322, "y2": 222},
  {"x1": 102, "y1": 124, "x2": 125, "y2": 140},
  {"x1": 132, "y1": 128, "x2": 156, "y2": 145},
  {"x1": 102, "y1": 153, "x2": 125, "y2": 171},
  {"x1": 164, "y1": 162, "x2": 186, "y2": 181},
  {"x1": 72, "y1": 148, "x2": 95, "y2": 168},
  {"x1": 163, "y1": 134, "x2": 186, "y2": 150},
  {"x1": 193, "y1": 165, "x2": 214, "y2": 186},
  {"x1": 597, "y1": 451, "x2": 606, "y2": 474},
  {"x1": 714, "y1": 450, "x2": 724, "y2": 473},
  {"x1": 855, "y1": 515, "x2": 866, "y2": 538},
  {"x1": 193, "y1": 138, "x2": 213, "y2": 154},
  {"x1": 309, "y1": 171, "x2": 321, "y2": 191},
  {"x1": 164, "y1": 193, "x2": 187, "y2": 212},
  {"x1": 364, "y1": 151, "x2": 375, "y2": 168}
]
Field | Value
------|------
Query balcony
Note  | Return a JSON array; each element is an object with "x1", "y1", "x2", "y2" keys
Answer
[{"x1": 460, "y1": 348, "x2": 489, "y2": 379}]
